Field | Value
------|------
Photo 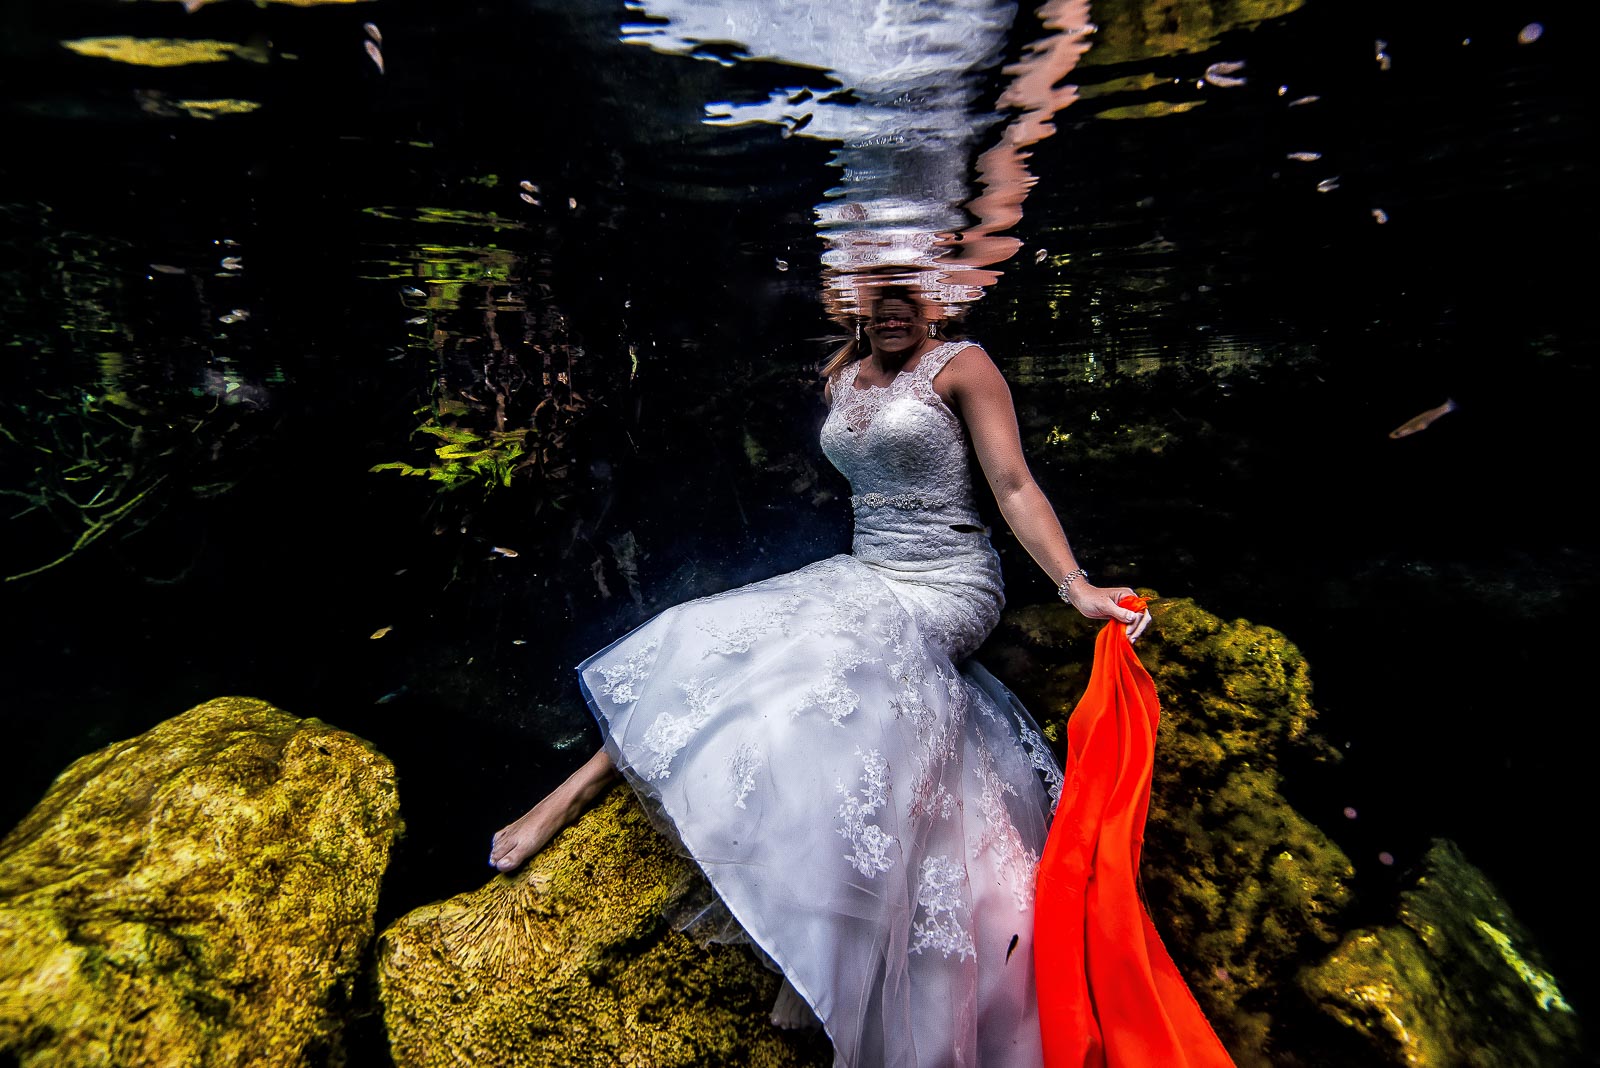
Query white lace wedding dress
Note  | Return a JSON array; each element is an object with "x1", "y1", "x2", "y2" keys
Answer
[{"x1": 579, "y1": 341, "x2": 1061, "y2": 1068}]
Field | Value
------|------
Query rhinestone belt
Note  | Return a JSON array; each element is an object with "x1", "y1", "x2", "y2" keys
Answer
[{"x1": 851, "y1": 492, "x2": 953, "y2": 511}]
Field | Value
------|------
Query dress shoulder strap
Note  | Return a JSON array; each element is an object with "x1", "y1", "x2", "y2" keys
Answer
[{"x1": 916, "y1": 340, "x2": 981, "y2": 383}]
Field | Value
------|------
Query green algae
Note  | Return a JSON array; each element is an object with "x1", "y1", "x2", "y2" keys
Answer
[
  {"x1": 377, "y1": 787, "x2": 829, "y2": 1068},
  {"x1": 0, "y1": 697, "x2": 403, "y2": 1067},
  {"x1": 1300, "y1": 839, "x2": 1583, "y2": 1066}
]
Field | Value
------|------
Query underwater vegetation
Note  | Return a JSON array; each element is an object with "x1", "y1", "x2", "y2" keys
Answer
[
  {"x1": 0, "y1": 697, "x2": 402, "y2": 1067},
  {"x1": 0, "y1": 601, "x2": 1581, "y2": 1065},
  {"x1": 377, "y1": 787, "x2": 830, "y2": 1068}
]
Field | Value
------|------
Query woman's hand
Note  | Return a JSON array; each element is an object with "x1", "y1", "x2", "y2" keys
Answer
[{"x1": 1064, "y1": 581, "x2": 1152, "y2": 642}]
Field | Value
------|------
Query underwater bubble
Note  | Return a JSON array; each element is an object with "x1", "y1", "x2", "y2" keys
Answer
[
  {"x1": 1343, "y1": 806, "x2": 1358, "y2": 819},
  {"x1": 1518, "y1": 23, "x2": 1543, "y2": 44},
  {"x1": 1378, "y1": 851, "x2": 1395, "y2": 866}
]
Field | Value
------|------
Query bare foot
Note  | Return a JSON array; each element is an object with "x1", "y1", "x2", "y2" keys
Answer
[
  {"x1": 489, "y1": 748, "x2": 619, "y2": 873},
  {"x1": 488, "y1": 801, "x2": 566, "y2": 873},
  {"x1": 770, "y1": 976, "x2": 821, "y2": 1030}
]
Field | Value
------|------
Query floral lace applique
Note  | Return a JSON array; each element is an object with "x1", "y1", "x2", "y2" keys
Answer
[
  {"x1": 837, "y1": 748, "x2": 897, "y2": 878},
  {"x1": 909, "y1": 854, "x2": 976, "y2": 960},
  {"x1": 699, "y1": 595, "x2": 801, "y2": 656},
  {"x1": 726, "y1": 742, "x2": 762, "y2": 809},
  {"x1": 637, "y1": 677, "x2": 719, "y2": 781},
  {"x1": 799, "y1": 647, "x2": 879, "y2": 726},
  {"x1": 597, "y1": 637, "x2": 661, "y2": 705},
  {"x1": 1013, "y1": 711, "x2": 1065, "y2": 808},
  {"x1": 971, "y1": 735, "x2": 1040, "y2": 912}
]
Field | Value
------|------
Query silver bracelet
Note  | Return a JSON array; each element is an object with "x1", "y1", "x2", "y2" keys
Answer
[{"x1": 1056, "y1": 568, "x2": 1088, "y2": 602}]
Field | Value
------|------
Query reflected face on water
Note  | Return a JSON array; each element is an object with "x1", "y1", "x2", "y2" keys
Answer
[{"x1": 864, "y1": 299, "x2": 928, "y2": 358}]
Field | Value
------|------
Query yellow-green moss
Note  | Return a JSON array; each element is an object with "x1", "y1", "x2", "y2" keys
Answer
[
  {"x1": 0, "y1": 696, "x2": 403, "y2": 1067},
  {"x1": 376, "y1": 787, "x2": 830, "y2": 1068},
  {"x1": 1299, "y1": 839, "x2": 1582, "y2": 1066}
]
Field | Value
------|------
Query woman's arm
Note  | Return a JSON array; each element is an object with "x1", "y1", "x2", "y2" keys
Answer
[{"x1": 938, "y1": 345, "x2": 1150, "y2": 638}]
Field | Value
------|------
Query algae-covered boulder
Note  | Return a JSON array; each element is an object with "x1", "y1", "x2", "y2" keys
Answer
[
  {"x1": 1300, "y1": 838, "x2": 1583, "y2": 1066},
  {"x1": 377, "y1": 786, "x2": 829, "y2": 1068},
  {"x1": 0, "y1": 696, "x2": 402, "y2": 1067},
  {"x1": 983, "y1": 593, "x2": 1354, "y2": 1065}
]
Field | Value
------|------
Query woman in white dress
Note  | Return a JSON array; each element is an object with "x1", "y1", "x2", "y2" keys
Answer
[{"x1": 489, "y1": 287, "x2": 1151, "y2": 1068}]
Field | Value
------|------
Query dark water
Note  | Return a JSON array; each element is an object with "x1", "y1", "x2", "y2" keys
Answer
[{"x1": 2, "y1": 0, "x2": 1594, "y2": 1061}]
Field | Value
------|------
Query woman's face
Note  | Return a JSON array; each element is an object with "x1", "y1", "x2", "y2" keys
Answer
[{"x1": 863, "y1": 298, "x2": 926, "y2": 357}]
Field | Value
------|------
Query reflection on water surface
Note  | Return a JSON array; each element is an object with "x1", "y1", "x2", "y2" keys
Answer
[{"x1": 1, "y1": 0, "x2": 1594, "y2": 1063}]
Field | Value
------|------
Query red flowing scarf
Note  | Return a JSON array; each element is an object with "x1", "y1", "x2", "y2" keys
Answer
[{"x1": 1033, "y1": 597, "x2": 1235, "y2": 1067}]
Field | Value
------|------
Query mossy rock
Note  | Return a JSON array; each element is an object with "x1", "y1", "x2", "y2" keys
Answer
[
  {"x1": 1299, "y1": 838, "x2": 1584, "y2": 1066},
  {"x1": 376, "y1": 786, "x2": 831, "y2": 1068},
  {"x1": 984, "y1": 593, "x2": 1353, "y2": 1065},
  {"x1": 0, "y1": 696, "x2": 403, "y2": 1067}
]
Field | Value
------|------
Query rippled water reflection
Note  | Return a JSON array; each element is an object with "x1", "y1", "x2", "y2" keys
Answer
[{"x1": 2, "y1": 0, "x2": 1594, "y2": 1059}]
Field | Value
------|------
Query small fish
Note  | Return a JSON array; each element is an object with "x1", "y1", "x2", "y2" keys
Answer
[
  {"x1": 363, "y1": 21, "x2": 382, "y2": 45},
  {"x1": 1377, "y1": 851, "x2": 1395, "y2": 866},
  {"x1": 1343, "y1": 806, "x2": 1359, "y2": 819},
  {"x1": 1203, "y1": 60, "x2": 1247, "y2": 88},
  {"x1": 404, "y1": 315, "x2": 428, "y2": 324},
  {"x1": 149, "y1": 262, "x2": 186, "y2": 275},
  {"x1": 1375, "y1": 40, "x2": 1391, "y2": 71},
  {"x1": 1518, "y1": 23, "x2": 1543, "y2": 45},
  {"x1": 218, "y1": 313, "x2": 243, "y2": 324},
  {"x1": 365, "y1": 39, "x2": 384, "y2": 74},
  {"x1": 400, "y1": 285, "x2": 426, "y2": 298},
  {"x1": 1288, "y1": 95, "x2": 1321, "y2": 107},
  {"x1": 520, "y1": 179, "x2": 538, "y2": 193},
  {"x1": 1388, "y1": 398, "x2": 1456, "y2": 439},
  {"x1": 1005, "y1": 933, "x2": 1020, "y2": 963},
  {"x1": 1316, "y1": 177, "x2": 1340, "y2": 193},
  {"x1": 375, "y1": 686, "x2": 408, "y2": 705},
  {"x1": 568, "y1": 197, "x2": 578, "y2": 210},
  {"x1": 775, "y1": 258, "x2": 789, "y2": 272},
  {"x1": 370, "y1": 625, "x2": 393, "y2": 639},
  {"x1": 1286, "y1": 151, "x2": 1322, "y2": 162},
  {"x1": 512, "y1": 639, "x2": 527, "y2": 646},
  {"x1": 1371, "y1": 207, "x2": 1389, "y2": 224},
  {"x1": 220, "y1": 256, "x2": 243, "y2": 270},
  {"x1": 520, "y1": 192, "x2": 540, "y2": 205},
  {"x1": 491, "y1": 546, "x2": 519, "y2": 558},
  {"x1": 1033, "y1": 248, "x2": 1048, "y2": 265},
  {"x1": 182, "y1": 0, "x2": 207, "y2": 12}
]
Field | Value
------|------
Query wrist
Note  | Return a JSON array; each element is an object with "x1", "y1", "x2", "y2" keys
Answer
[{"x1": 1055, "y1": 568, "x2": 1088, "y2": 603}]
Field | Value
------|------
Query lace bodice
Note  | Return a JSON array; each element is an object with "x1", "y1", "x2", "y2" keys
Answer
[
  {"x1": 821, "y1": 340, "x2": 1002, "y2": 659},
  {"x1": 821, "y1": 341, "x2": 979, "y2": 524}
]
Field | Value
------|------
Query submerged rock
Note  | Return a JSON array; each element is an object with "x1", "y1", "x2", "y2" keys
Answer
[
  {"x1": 1300, "y1": 838, "x2": 1583, "y2": 1066},
  {"x1": 0, "y1": 696, "x2": 402, "y2": 1067},
  {"x1": 377, "y1": 786, "x2": 829, "y2": 1068}
]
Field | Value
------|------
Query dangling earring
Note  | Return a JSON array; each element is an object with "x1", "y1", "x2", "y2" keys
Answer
[
  {"x1": 855, "y1": 320, "x2": 865, "y2": 342},
  {"x1": 927, "y1": 322, "x2": 939, "y2": 339}
]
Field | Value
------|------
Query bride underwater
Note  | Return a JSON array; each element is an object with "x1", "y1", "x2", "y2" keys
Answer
[{"x1": 489, "y1": 2, "x2": 1165, "y2": 1065}]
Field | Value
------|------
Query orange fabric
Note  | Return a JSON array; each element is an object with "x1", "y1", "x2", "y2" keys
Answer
[{"x1": 1034, "y1": 597, "x2": 1235, "y2": 1067}]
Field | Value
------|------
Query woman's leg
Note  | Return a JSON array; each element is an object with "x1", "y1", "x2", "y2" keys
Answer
[{"x1": 489, "y1": 747, "x2": 618, "y2": 872}]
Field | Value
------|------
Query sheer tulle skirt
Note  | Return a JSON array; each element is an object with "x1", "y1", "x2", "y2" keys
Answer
[{"x1": 579, "y1": 552, "x2": 1061, "y2": 1068}]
